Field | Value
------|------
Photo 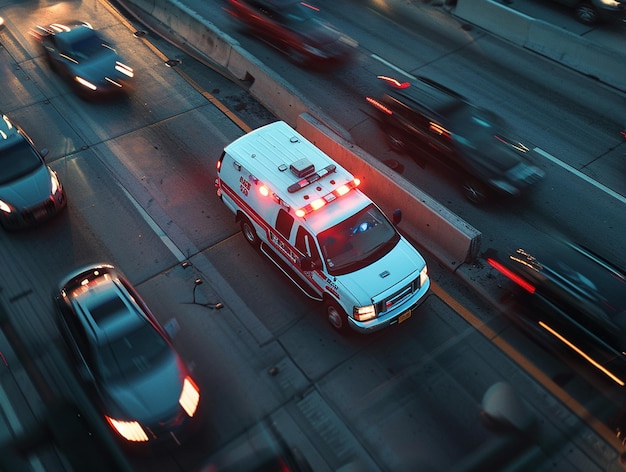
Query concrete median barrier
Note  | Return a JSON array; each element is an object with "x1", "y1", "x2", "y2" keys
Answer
[{"x1": 454, "y1": 0, "x2": 626, "y2": 91}]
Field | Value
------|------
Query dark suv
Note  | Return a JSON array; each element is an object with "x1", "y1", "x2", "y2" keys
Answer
[
  {"x1": 54, "y1": 264, "x2": 201, "y2": 446},
  {"x1": 366, "y1": 76, "x2": 545, "y2": 204},
  {"x1": 225, "y1": 0, "x2": 357, "y2": 67}
]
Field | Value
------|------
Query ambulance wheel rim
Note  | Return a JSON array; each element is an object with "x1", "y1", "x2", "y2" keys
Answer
[
  {"x1": 326, "y1": 303, "x2": 347, "y2": 332},
  {"x1": 241, "y1": 217, "x2": 259, "y2": 248}
]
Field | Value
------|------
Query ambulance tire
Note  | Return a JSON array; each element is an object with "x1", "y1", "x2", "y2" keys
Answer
[
  {"x1": 240, "y1": 216, "x2": 260, "y2": 249},
  {"x1": 325, "y1": 299, "x2": 350, "y2": 335}
]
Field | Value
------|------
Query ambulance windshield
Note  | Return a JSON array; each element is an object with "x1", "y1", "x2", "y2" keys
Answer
[{"x1": 318, "y1": 204, "x2": 400, "y2": 276}]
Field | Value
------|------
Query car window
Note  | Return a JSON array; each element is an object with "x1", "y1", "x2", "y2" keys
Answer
[
  {"x1": 97, "y1": 322, "x2": 170, "y2": 382},
  {"x1": 0, "y1": 139, "x2": 42, "y2": 184},
  {"x1": 67, "y1": 29, "x2": 106, "y2": 59}
]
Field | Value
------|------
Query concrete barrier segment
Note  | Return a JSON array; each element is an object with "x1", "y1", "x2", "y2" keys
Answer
[
  {"x1": 297, "y1": 114, "x2": 482, "y2": 266},
  {"x1": 454, "y1": 0, "x2": 626, "y2": 91},
  {"x1": 525, "y1": 20, "x2": 626, "y2": 89},
  {"x1": 454, "y1": 0, "x2": 533, "y2": 47}
]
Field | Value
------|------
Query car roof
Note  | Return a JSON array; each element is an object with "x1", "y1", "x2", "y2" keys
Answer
[
  {"x1": 55, "y1": 25, "x2": 98, "y2": 51},
  {"x1": 383, "y1": 77, "x2": 466, "y2": 120}
]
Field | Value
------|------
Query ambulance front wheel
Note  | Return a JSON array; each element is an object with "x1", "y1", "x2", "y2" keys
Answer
[
  {"x1": 325, "y1": 299, "x2": 350, "y2": 334},
  {"x1": 240, "y1": 216, "x2": 260, "y2": 249}
]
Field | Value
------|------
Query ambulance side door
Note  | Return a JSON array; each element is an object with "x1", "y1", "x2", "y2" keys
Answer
[{"x1": 294, "y1": 225, "x2": 326, "y2": 296}]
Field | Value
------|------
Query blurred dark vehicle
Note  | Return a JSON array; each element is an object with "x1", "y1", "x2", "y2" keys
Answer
[
  {"x1": 0, "y1": 114, "x2": 66, "y2": 229},
  {"x1": 546, "y1": 0, "x2": 626, "y2": 24},
  {"x1": 487, "y1": 238, "x2": 626, "y2": 386},
  {"x1": 54, "y1": 264, "x2": 201, "y2": 448},
  {"x1": 32, "y1": 21, "x2": 134, "y2": 97},
  {"x1": 366, "y1": 75, "x2": 545, "y2": 204},
  {"x1": 224, "y1": 0, "x2": 357, "y2": 67}
]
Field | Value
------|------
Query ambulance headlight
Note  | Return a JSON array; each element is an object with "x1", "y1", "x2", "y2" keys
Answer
[
  {"x1": 420, "y1": 265, "x2": 428, "y2": 286},
  {"x1": 353, "y1": 305, "x2": 376, "y2": 322}
]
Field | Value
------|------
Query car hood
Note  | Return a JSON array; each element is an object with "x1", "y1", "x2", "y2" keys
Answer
[
  {"x1": 104, "y1": 353, "x2": 185, "y2": 423},
  {"x1": 72, "y1": 49, "x2": 127, "y2": 83},
  {"x1": 0, "y1": 165, "x2": 51, "y2": 210},
  {"x1": 335, "y1": 237, "x2": 426, "y2": 305},
  {"x1": 458, "y1": 135, "x2": 544, "y2": 186}
]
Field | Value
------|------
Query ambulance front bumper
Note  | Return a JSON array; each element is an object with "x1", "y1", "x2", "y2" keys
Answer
[{"x1": 347, "y1": 278, "x2": 430, "y2": 334}]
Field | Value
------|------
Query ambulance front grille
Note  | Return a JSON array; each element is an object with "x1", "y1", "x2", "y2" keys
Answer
[{"x1": 376, "y1": 277, "x2": 420, "y2": 315}]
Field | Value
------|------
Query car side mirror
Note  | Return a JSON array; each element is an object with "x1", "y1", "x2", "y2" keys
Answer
[{"x1": 392, "y1": 209, "x2": 402, "y2": 225}]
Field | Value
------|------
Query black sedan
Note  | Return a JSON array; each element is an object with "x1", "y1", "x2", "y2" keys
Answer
[
  {"x1": 486, "y1": 239, "x2": 626, "y2": 386},
  {"x1": 0, "y1": 114, "x2": 66, "y2": 229},
  {"x1": 366, "y1": 76, "x2": 545, "y2": 204},
  {"x1": 224, "y1": 0, "x2": 357, "y2": 67},
  {"x1": 54, "y1": 264, "x2": 201, "y2": 447},
  {"x1": 33, "y1": 21, "x2": 134, "y2": 97}
]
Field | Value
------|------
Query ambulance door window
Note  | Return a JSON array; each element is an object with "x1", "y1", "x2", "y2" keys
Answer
[
  {"x1": 275, "y1": 208, "x2": 294, "y2": 239},
  {"x1": 295, "y1": 226, "x2": 322, "y2": 270}
]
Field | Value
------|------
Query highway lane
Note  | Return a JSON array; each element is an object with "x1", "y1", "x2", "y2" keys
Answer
[{"x1": 0, "y1": 0, "x2": 624, "y2": 470}]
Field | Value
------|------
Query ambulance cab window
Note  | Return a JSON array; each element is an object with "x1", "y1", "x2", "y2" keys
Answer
[
  {"x1": 296, "y1": 226, "x2": 322, "y2": 269},
  {"x1": 275, "y1": 209, "x2": 294, "y2": 239}
]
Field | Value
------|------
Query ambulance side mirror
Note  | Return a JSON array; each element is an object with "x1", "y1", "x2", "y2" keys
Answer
[
  {"x1": 300, "y1": 256, "x2": 315, "y2": 271},
  {"x1": 392, "y1": 209, "x2": 402, "y2": 226}
]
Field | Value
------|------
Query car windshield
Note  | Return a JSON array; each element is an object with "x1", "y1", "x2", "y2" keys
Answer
[
  {"x1": 0, "y1": 139, "x2": 42, "y2": 185},
  {"x1": 318, "y1": 204, "x2": 399, "y2": 276},
  {"x1": 69, "y1": 30, "x2": 108, "y2": 59},
  {"x1": 97, "y1": 322, "x2": 170, "y2": 383},
  {"x1": 281, "y1": 4, "x2": 322, "y2": 31}
]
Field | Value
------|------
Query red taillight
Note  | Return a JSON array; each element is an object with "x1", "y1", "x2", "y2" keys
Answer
[
  {"x1": 366, "y1": 97, "x2": 392, "y2": 115},
  {"x1": 216, "y1": 160, "x2": 221, "y2": 171},
  {"x1": 487, "y1": 258, "x2": 536, "y2": 294}
]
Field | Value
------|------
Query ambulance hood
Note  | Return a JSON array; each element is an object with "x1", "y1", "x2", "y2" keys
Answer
[{"x1": 335, "y1": 237, "x2": 425, "y2": 305}]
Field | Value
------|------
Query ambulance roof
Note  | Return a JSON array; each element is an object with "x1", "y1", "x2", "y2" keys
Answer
[{"x1": 224, "y1": 121, "x2": 367, "y2": 217}]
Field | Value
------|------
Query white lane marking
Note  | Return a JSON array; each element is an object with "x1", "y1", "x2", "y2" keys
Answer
[
  {"x1": 534, "y1": 147, "x2": 626, "y2": 205},
  {"x1": 371, "y1": 54, "x2": 416, "y2": 79},
  {"x1": 117, "y1": 185, "x2": 187, "y2": 262}
]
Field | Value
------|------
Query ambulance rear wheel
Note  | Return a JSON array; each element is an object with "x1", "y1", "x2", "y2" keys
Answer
[
  {"x1": 240, "y1": 217, "x2": 260, "y2": 249},
  {"x1": 325, "y1": 300, "x2": 350, "y2": 334}
]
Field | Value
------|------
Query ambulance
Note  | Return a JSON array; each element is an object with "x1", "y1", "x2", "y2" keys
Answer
[{"x1": 215, "y1": 121, "x2": 430, "y2": 334}]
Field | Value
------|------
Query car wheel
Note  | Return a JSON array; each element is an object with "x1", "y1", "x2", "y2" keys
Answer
[
  {"x1": 240, "y1": 216, "x2": 260, "y2": 249},
  {"x1": 325, "y1": 299, "x2": 350, "y2": 334},
  {"x1": 462, "y1": 179, "x2": 488, "y2": 204},
  {"x1": 575, "y1": 3, "x2": 598, "y2": 24}
]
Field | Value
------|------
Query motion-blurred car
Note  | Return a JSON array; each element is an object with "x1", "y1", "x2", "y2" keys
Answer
[
  {"x1": 54, "y1": 264, "x2": 201, "y2": 446},
  {"x1": 0, "y1": 114, "x2": 66, "y2": 229},
  {"x1": 224, "y1": 0, "x2": 357, "y2": 67},
  {"x1": 366, "y1": 76, "x2": 545, "y2": 204},
  {"x1": 487, "y1": 239, "x2": 626, "y2": 386},
  {"x1": 33, "y1": 21, "x2": 134, "y2": 97},
  {"x1": 547, "y1": 0, "x2": 626, "y2": 24}
]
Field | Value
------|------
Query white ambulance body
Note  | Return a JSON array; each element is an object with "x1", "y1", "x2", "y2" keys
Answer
[{"x1": 215, "y1": 121, "x2": 430, "y2": 333}]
